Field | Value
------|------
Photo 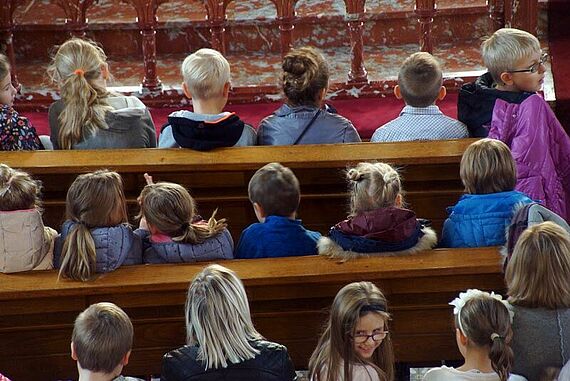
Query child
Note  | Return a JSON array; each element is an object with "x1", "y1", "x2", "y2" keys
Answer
[
  {"x1": 458, "y1": 28, "x2": 570, "y2": 220},
  {"x1": 506, "y1": 222, "x2": 570, "y2": 381},
  {"x1": 54, "y1": 170, "x2": 142, "y2": 281},
  {"x1": 135, "y1": 181, "x2": 234, "y2": 263},
  {"x1": 72, "y1": 302, "x2": 142, "y2": 381},
  {"x1": 257, "y1": 46, "x2": 361, "y2": 145},
  {"x1": 47, "y1": 38, "x2": 156, "y2": 150},
  {"x1": 318, "y1": 162, "x2": 436, "y2": 258},
  {"x1": 0, "y1": 54, "x2": 43, "y2": 150},
  {"x1": 309, "y1": 281, "x2": 395, "y2": 381},
  {"x1": 235, "y1": 162, "x2": 321, "y2": 258},
  {"x1": 370, "y1": 52, "x2": 468, "y2": 142},
  {"x1": 440, "y1": 138, "x2": 533, "y2": 248},
  {"x1": 0, "y1": 164, "x2": 57, "y2": 272},
  {"x1": 423, "y1": 289, "x2": 525, "y2": 381},
  {"x1": 158, "y1": 48, "x2": 256, "y2": 150}
]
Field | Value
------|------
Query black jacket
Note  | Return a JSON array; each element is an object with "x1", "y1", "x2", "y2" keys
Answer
[{"x1": 161, "y1": 340, "x2": 297, "y2": 381}]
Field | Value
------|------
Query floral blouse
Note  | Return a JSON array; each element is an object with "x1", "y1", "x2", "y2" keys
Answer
[{"x1": 0, "y1": 105, "x2": 42, "y2": 150}]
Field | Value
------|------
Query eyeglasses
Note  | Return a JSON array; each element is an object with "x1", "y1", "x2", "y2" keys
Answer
[
  {"x1": 508, "y1": 52, "x2": 548, "y2": 74},
  {"x1": 351, "y1": 331, "x2": 389, "y2": 344}
]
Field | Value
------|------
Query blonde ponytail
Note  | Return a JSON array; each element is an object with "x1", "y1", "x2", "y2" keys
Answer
[
  {"x1": 58, "y1": 223, "x2": 97, "y2": 281},
  {"x1": 347, "y1": 162, "x2": 402, "y2": 216}
]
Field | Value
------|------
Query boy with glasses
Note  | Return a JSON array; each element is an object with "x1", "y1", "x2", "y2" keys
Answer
[{"x1": 459, "y1": 28, "x2": 570, "y2": 221}]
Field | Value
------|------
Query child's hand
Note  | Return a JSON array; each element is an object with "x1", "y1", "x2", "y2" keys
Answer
[{"x1": 144, "y1": 173, "x2": 154, "y2": 185}]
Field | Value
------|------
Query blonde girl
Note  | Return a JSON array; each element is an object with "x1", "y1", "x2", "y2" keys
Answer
[
  {"x1": 505, "y1": 222, "x2": 570, "y2": 381},
  {"x1": 424, "y1": 289, "x2": 525, "y2": 381},
  {"x1": 136, "y1": 181, "x2": 233, "y2": 263},
  {"x1": 55, "y1": 170, "x2": 142, "y2": 281},
  {"x1": 309, "y1": 281, "x2": 394, "y2": 381},
  {"x1": 257, "y1": 46, "x2": 360, "y2": 145},
  {"x1": 318, "y1": 162, "x2": 436, "y2": 258},
  {"x1": 47, "y1": 38, "x2": 156, "y2": 150},
  {"x1": 0, "y1": 164, "x2": 56, "y2": 272}
]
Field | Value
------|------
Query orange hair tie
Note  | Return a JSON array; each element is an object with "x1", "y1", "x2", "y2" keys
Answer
[{"x1": 73, "y1": 68, "x2": 85, "y2": 76}]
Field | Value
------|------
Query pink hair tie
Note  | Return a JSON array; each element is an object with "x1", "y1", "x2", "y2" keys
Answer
[{"x1": 73, "y1": 68, "x2": 85, "y2": 76}]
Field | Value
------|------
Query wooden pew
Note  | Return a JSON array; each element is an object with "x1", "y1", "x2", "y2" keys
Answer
[
  {"x1": 0, "y1": 140, "x2": 476, "y2": 241},
  {"x1": 0, "y1": 247, "x2": 504, "y2": 380}
]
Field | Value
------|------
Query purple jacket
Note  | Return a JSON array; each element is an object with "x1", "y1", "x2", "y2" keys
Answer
[{"x1": 488, "y1": 94, "x2": 570, "y2": 221}]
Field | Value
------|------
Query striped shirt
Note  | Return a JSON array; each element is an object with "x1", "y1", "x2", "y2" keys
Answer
[{"x1": 370, "y1": 105, "x2": 469, "y2": 142}]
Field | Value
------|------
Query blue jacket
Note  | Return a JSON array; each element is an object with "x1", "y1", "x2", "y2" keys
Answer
[
  {"x1": 54, "y1": 220, "x2": 143, "y2": 272},
  {"x1": 235, "y1": 215, "x2": 321, "y2": 258},
  {"x1": 440, "y1": 191, "x2": 533, "y2": 248},
  {"x1": 135, "y1": 228, "x2": 234, "y2": 263}
]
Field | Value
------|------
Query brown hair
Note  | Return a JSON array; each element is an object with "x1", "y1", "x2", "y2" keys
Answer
[
  {"x1": 347, "y1": 162, "x2": 402, "y2": 216},
  {"x1": 248, "y1": 162, "x2": 300, "y2": 217},
  {"x1": 460, "y1": 138, "x2": 516, "y2": 194},
  {"x1": 456, "y1": 294, "x2": 513, "y2": 381},
  {"x1": 47, "y1": 38, "x2": 112, "y2": 149},
  {"x1": 0, "y1": 54, "x2": 10, "y2": 82},
  {"x1": 309, "y1": 281, "x2": 395, "y2": 381},
  {"x1": 398, "y1": 52, "x2": 443, "y2": 108},
  {"x1": 72, "y1": 302, "x2": 133, "y2": 373},
  {"x1": 0, "y1": 164, "x2": 42, "y2": 211},
  {"x1": 59, "y1": 170, "x2": 128, "y2": 282},
  {"x1": 137, "y1": 182, "x2": 227, "y2": 244},
  {"x1": 282, "y1": 46, "x2": 329, "y2": 107},
  {"x1": 506, "y1": 222, "x2": 570, "y2": 309}
]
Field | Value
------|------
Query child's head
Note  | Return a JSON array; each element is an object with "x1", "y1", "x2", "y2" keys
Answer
[
  {"x1": 0, "y1": 164, "x2": 41, "y2": 211},
  {"x1": 309, "y1": 281, "x2": 394, "y2": 381},
  {"x1": 506, "y1": 221, "x2": 570, "y2": 309},
  {"x1": 181, "y1": 48, "x2": 230, "y2": 102},
  {"x1": 185, "y1": 264, "x2": 262, "y2": 369},
  {"x1": 248, "y1": 162, "x2": 300, "y2": 221},
  {"x1": 481, "y1": 28, "x2": 545, "y2": 93},
  {"x1": 47, "y1": 38, "x2": 111, "y2": 149},
  {"x1": 282, "y1": 46, "x2": 329, "y2": 107},
  {"x1": 395, "y1": 52, "x2": 445, "y2": 108},
  {"x1": 137, "y1": 182, "x2": 226, "y2": 244},
  {"x1": 71, "y1": 302, "x2": 133, "y2": 377},
  {"x1": 460, "y1": 138, "x2": 516, "y2": 194},
  {"x1": 0, "y1": 54, "x2": 16, "y2": 107},
  {"x1": 347, "y1": 162, "x2": 402, "y2": 216},
  {"x1": 59, "y1": 170, "x2": 127, "y2": 281},
  {"x1": 450, "y1": 289, "x2": 513, "y2": 381}
]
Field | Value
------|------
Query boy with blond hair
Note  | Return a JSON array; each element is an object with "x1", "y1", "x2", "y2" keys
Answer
[
  {"x1": 371, "y1": 52, "x2": 467, "y2": 142},
  {"x1": 71, "y1": 302, "x2": 142, "y2": 381},
  {"x1": 235, "y1": 162, "x2": 321, "y2": 258},
  {"x1": 459, "y1": 28, "x2": 570, "y2": 221},
  {"x1": 158, "y1": 48, "x2": 256, "y2": 150}
]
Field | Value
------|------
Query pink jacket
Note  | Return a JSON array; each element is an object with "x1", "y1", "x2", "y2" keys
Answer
[{"x1": 488, "y1": 94, "x2": 570, "y2": 221}]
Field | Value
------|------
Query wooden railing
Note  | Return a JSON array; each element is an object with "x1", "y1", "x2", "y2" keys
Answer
[{"x1": 0, "y1": 0, "x2": 539, "y2": 92}]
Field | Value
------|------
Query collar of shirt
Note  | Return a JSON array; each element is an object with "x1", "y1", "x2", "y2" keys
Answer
[{"x1": 400, "y1": 105, "x2": 443, "y2": 116}]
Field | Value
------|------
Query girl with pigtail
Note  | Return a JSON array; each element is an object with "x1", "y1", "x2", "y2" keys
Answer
[
  {"x1": 423, "y1": 289, "x2": 525, "y2": 381},
  {"x1": 135, "y1": 177, "x2": 233, "y2": 264},
  {"x1": 257, "y1": 46, "x2": 360, "y2": 145},
  {"x1": 47, "y1": 38, "x2": 156, "y2": 150},
  {"x1": 318, "y1": 162, "x2": 436, "y2": 258},
  {"x1": 55, "y1": 170, "x2": 142, "y2": 281}
]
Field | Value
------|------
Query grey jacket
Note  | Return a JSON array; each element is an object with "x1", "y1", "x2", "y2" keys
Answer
[
  {"x1": 257, "y1": 104, "x2": 361, "y2": 145},
  {"x1": 511, "y1": 305, "x2": 570, "y2": 381},
  {"x1": 54, "y1": 220, "x2": 143, "y2": 273},
  {"x1": 135, "y1": 228, "x2": 234, "y2": 263},
  {"x1": 49, "y1": 96, "x2": 156, "y2": 149}
]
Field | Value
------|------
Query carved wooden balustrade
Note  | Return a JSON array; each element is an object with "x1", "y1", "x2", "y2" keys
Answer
[{"x1": 0, "y1": 0, "x2": 539, "y2": 96}]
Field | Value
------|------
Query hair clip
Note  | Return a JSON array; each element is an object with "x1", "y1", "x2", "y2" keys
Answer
[
  {"x1": 490, "y1": 333, "x2": 502, "y2": 341},
  {"x1": 74, "y1": 68, "x2": 85, "y2": 76}
]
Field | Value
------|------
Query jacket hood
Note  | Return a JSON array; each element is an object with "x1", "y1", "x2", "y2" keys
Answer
[
  {"x1": 458, "y1": 72, "x2": 534, "y2": 137},
  {"x1": 336, "y1": 207, "x2": 420, "y2": 242},
  {"x1": 449, "y1": 191, "x2": 534, "y2": 217},
  {"x1": 168, "y1": 113, "x2": 245, "y2": 151},
  {"x1": 103, "y1": 96, "x2": 149, "y2": 132}
]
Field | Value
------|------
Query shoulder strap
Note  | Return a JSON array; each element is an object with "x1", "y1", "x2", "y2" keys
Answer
[{"x1": 293, "y1": 109, "x2": 321, "y2": 145}]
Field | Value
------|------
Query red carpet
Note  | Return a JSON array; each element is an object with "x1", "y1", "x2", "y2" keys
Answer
[
  {"x1": 25, "y1": 93, "x2": 460, "y2": 140},
  {"x1": 548, "y1": 0, "x2": 570, "y2": 133}
]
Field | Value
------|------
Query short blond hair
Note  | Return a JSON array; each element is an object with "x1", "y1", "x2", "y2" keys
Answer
[
  {"x1": 506, "y1": 222, "x2": 570, "y2": 309},
  {"x1": 481, "y1": 28, "x2": 541, "y2": 85},
  {"x1": 72, "y1": 302, "x2": 133, "y2": 373},
  {"x1": 398, "y1": 52, "x2": 442, "y2": 107},
  {"x1": 181, "y1": 48, "x2": 230, "y2": 100},
  {"x1": 460, "y1": 138, "x2": 516, "y2": 194}
]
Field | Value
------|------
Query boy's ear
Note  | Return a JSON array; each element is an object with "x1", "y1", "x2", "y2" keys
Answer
[
  {"x1": 499, "y1": 71, "x2": 515, "y2": 86},
  {"x1": 122, "y1": 350, "x2": 132, "y2": 365},
  {"x1": 393, "y1": 85, "x2": 402, "y2": 99},
  {"x1": 223, "y1": 81, "x2": 231, "y2": 98},
  {"x1": 182, "y1": 82, "x2": 192, "y2": 99},
  {"x1": 437, "y1": 85, "x2": 447, "y2": 101},
  {"x1": 71, "y1": 341, "x2": 78, "y2": 361},
  {"x1": 253, "y1": 202, "x2": 266, "y2": 222}
]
